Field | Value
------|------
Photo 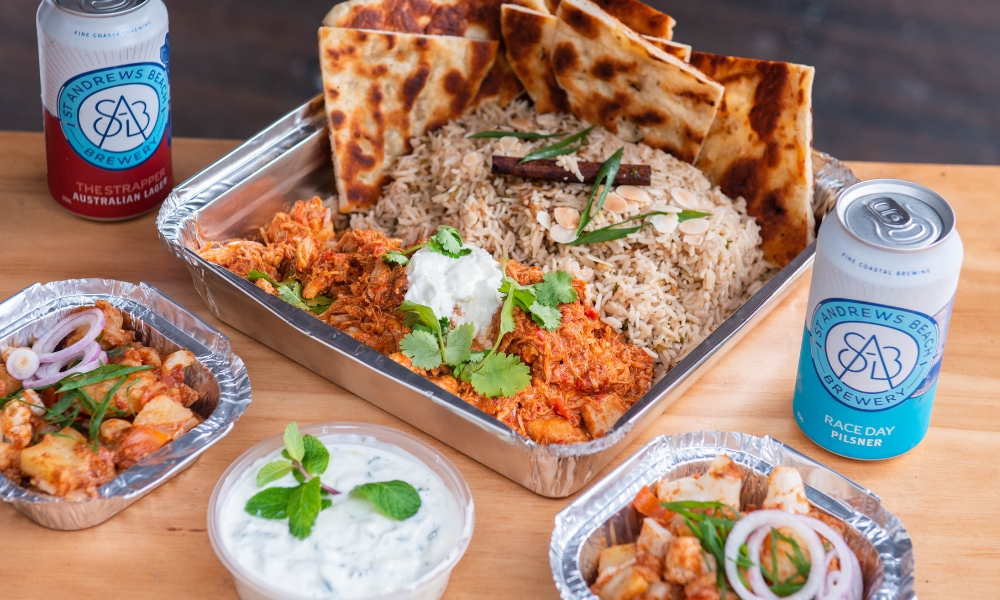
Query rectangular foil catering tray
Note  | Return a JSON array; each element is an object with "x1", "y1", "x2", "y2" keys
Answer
[
  {"x1": 0, "y1": 279, "x2": 252, "y2": 530},
  {"x1": 550, "y1": 431, "x2": 914, "y2": 599},
  {"x1": 157, "y1": 96, "x2": 858, "y2": 498}
]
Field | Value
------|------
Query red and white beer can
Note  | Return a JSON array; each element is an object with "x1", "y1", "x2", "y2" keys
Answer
[{"x1": 37, "y1": 0, "x2": 172, "y2": 220}]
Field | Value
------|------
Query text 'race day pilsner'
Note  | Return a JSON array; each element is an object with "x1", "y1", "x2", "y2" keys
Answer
[
  {"x1": 37, "y1": 0, "x2": 171, "y2": 220},
  {"x1": 793, "y1": 180, "x2": 963, "y2": 459}
]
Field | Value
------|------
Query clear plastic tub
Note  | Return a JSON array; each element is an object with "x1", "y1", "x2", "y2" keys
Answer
[{"x1": 207, "y1": 423, "x2": 475, "y2": 600}]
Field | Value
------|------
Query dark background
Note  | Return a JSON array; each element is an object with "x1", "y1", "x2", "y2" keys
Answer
[{"x1": 3, "y1": 0, "x2": 998, "y2": 164}]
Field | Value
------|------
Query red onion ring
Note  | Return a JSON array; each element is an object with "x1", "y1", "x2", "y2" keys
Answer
[
  {"x1": 24, "y1": 341, "x2": 104, "y2": 388},
  {"x1": 31, "y1": 308, "x2": 105, "y2": 363},
  {"x1": 5, "y1": 348, "x2": 40, "y2": 380},
  {"x1": 724, "y1": 510, "x2": 826, "y2": 600},
  {"x1": 803, "y1": 517, "x2": 861, "y2": 600}
]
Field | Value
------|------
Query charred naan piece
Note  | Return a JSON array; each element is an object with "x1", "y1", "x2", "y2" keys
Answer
[
  {"x1": 323, "y1": 0, "x2": 541, "y2": 109},
  {"x1": 550, "y1": 0, "x2": 724, "y2": 163},
  {"x1": 643, "y1": 36, "x2": 691, "y2": 62},
  {"x1": 690, "y1": 51, "x2": 816, "y2": 266},
  {"x1": 542, "y1": 0, "x2": 675, "y2": 38},
  {"x1": 319, "y1": 27, "x2": 496, "y2": 212},
  {"x1": 501, "y1": 4, "x2": 569, "y2": 113}
]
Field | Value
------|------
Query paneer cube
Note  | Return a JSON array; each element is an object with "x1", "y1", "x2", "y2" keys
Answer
[{"x1": 637, "y1": 518, "x2": 674, "y2": 559}]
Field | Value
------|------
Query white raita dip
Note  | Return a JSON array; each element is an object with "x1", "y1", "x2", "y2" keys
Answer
[
  {"x1": 220, "y1": 438, "x2": 460, "y2": 599},
  {"x1": 404, "y1": 246, "x2": 502, "y2": 340}
]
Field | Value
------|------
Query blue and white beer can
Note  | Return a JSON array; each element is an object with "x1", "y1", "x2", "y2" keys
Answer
[{"x1": 793, "y1": 179, "x2": 963, "y2": 459}]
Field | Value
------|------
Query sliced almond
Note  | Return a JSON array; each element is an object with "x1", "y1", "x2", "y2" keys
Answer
[
  {"x1": 510, "y1": 118, "x2": 532, "y2": 131},
  {"x1": 603, "y1": 193, "x2": 629, "y2": 214},
  {"x1": 553, "y1": 206, "x2": 581, "y2": 229},
  {"x1": 678, "y1": 218, "x2": 709, "y2": 235},
  {"x1": 651, "y1": 213, "x2": 678, "y2": 234},
  {"x1": 462, "y1": 152, "x2": 481, "y2": 167},
  {"x1": 683, "y1": 234, "x2": 705, "y2": 246},
  {"x1": 549, "y1": 224, "x2": 578, "y2": 244},
  {"x1": 670, "y1": 187, "x2": 699, "y2": 210},
  {"x1": 536, "y1": 210, "x2": 551, "y2": 229},
  {"x1": 616, "y1": 185, "x2": 652, "y2": 204}
]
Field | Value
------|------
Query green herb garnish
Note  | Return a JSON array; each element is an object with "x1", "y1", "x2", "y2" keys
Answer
[
  {"x1": 566, "y1": 210, "x2": 711, "y2": 245},
  {"x1": 397, "y1": 301, "x2": 475, "y2": 370},
  {"x1": 247, "y1": 271, "x2": 332, "y2": 315},
  {"x1": 467, "y1": 130, "x2": 568, "y2": 140},
  {"x1": 661, "y1": 500, "x2": 742, "y2": 599},
  {"x1": 244, "y1": 423, "x2": 422, "y2": 539},
  {"x1": 382, "y1": 225, "x2": 472, "y2": 266},
  {"x1": 519, "y1": 125, "x2": 595, "y2": 164},
  {"x1": 498, "y1": 270, "x2": 577, "y2": 331},
  {"x1": 760, "y1": 527, "x2": 812, "y2": 596},
  {"x1": 54, "y1": 363, "x2": 153, "y2": 393},
  {"x1": 575, "y1": 147, "x2": 623, "y2": 237}
]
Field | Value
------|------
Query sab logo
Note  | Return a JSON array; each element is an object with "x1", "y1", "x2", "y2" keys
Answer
[
  {"x1": 809, "y1": 299, "x2": 938, "y2": 412},
  {"x1": 57, "y1": 62, "x2": 169, "y2": 170}
]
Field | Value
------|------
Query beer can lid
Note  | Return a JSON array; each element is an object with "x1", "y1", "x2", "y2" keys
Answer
[
  {"x1": 54, "y1": 0, "x2": 149, "y2": 16},
  {"x1": 836, "y1": 179, "x2": 956, "y2": 251}
]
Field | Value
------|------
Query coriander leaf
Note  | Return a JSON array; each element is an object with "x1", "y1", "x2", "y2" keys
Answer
[
  {"x1": 511, "y1": 287, "x2": 537, "y2": 313},
  {"x1": 247, "y1": 270, "x2": 278, "y2": 286},
  {"x1": 443, "y1": 323, "x2": 474, "y2": 367},
  {"x1": 287, "y1": 477, "x2": 323, "y2": 540},
  {"x1": 438, "y1": 316, "x2": 451, "y2": 331},
  {"x1": 256, "y1": 460, "x2": 294, "y2": 486},
  {"x1": 284, "y1": 422, "x2": 305, "y2": 463},
  {"x1": 398, "y1": 301, "x2": 442, "y2": 335},
  {"x1": 400, "y1": 330, "x2": 443, "y2": 370},
  {"x1": 412, "y1": 323, "x2": 435, "y2": 335},
  {"x1": 304, "y1": 295, "x2": 332, "y2": 315},
  {"x1": 528, "y1": 302, "x2": 563, "y2": 331},
  {"x1": 276, "y1": 280, "x2": 309, "y2": 310},
  {"x1": 427, "y1": 226, "x2": 471, "y2": 259},
  {"x1": 245, "y1": 486, "x2": 293, "y2": 520},
  {"x1": 468, "y1": 350, "x2": 488, "y2": 363},
  {"x1": 499, "y1": 283, "x2": 516, "y2": 339},
  {"x1": 469, "y1": 352, "x2": 531, "y2": 398},
  {"x1": 301, "y1": 435, "x2": 330, "y2": 476},
  {"x1": 382, "y1": 251, "x2": 410, "y2": 266},
  {"x1": 533, "y1": 271, "x2": 577, "y2": 306},
  {"x1": 350, "y1": 480, "x2": 422, "y2": 521}
]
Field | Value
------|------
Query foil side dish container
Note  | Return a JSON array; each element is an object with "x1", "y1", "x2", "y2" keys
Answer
[
  {"x1": 157, "y1": 96, "x2": 858, "y2": 498},
  {"x1": 550, "y1": 431, "x2": 915, "y2": 600},
  {"x1": 0, "y1": 279, "x2": 252, "y2": 530}
]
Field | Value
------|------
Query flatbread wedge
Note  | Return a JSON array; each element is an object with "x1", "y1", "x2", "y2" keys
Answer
[
  {"x1": 690, "y1": 51, "x2": 816, "y2": 267},
  {"x1": 643, "y1": 36, "x2": 691, "y2": 62},
  {"x1": 542, "y1": 0, "x2": 675, "y2": 38},
  {"x1": 501, "y1": 4, "x2": 569, "y2": 114},
  {"x1": 550, "y1": 0, "x2": 724, "y2": 163},
  {"x1": 319, "y1": 27, "x2": 497, "y2": 213},
  {"x1": 323, "y1": 0, "x2": 543, "y2": 109}
]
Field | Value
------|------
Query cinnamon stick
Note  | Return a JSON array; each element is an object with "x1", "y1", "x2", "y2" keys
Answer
[{"x1": 491, "y1": 156, "x2": 652, "y2": 186}]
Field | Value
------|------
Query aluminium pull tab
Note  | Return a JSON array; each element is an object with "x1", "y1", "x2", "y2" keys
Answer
[{"x1": 865, "y1": 197, "x2": 911, "y2": 228}]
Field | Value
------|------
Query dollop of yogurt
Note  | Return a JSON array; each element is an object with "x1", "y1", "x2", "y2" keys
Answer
[
  {"x1": 404, "y1": 246, "x2": 503, "y2": 339},
  {"x1": 219, "y1": 438, "x2": 461, "y2": 599}
]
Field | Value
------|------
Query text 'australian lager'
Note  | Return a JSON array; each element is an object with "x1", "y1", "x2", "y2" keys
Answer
[
  {"x1": 37, "y1": 0, "x2": 171, "y2": 220},
  {"x1": 793, "y1": 179, "x2": 963, "y2": 459}
]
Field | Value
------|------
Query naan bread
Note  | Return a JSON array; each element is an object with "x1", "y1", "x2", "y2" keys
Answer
[
  {"x1": 319, "y1": 27, "x2": 497, "y2": 212},
  {"x1": 550, "y1": 0, "x2": 724, "y2": 163},
  {"x1": 643, "y1": 36, "x2": 691, "y2": 62},
  {"x1": 690, "y1": 51, "x2": 816, "y2": 267},
  {"x1": 543, "y1": 0, "x2": 675, "y2": 38},
  {"x1": 323, "y1": 0, "x2": 541, "y2": 108},
  {"x1": 501, "y1": 4, "x2": 569, "y2": 113}
]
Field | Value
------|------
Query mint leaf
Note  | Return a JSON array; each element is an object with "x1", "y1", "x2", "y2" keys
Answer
[
  {"x1": 301, "y1": 435, "x2": 330, "y2": 476},
  {"x1": 351, "y1": 480, "x2": 422, "y2": 521},
  {"x1": 256, "y1": 460, "x2": 294, "y2": 486},
  {"x1": 287, "y1": 477, "x2": 323, "y2": 539},
  {"x1": 284, "y1": 422, "x2": 305, "y2": 463},
  {"x1": 469, "y1": 351, "x2": 531, "y2": 398},
  {"x1": 533, "y1": 271, "x2": 577, "y2": 306},
  {"x1": 400, "y1": 330, "x2": 443, "y2": 370},
  {"x1": 427, "y1": 226, "x2": 472, "y2": 259},
  {"x1": 245, "y1": 486, "x2": 293, "y2": 520},
  {"x1": 321, "y1": 498, "x2": 332, "y2": 510},
  {"x1": 443, "y1": 323, "x2": 474, "y2": 366},
  {"x1": 382, "y1": 250, "x2": 410, "y2": 266},
  {"x1": 528, "y1": 302, "x2": 563, "y2": 331}
]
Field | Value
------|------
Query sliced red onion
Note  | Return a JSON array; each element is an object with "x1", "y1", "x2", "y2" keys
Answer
[
  {"x1": 803, "y1": 516, "x2": 861, "y2": 600},
  {"x1": 724, "y1": 510, "x2": 826, "y2": 600},
  {"x1": 31, "y1": 308, "x2": 105, "y2": 363},
  {"x1": 5, "y1": 348, "x2": 40, "y2": 380},
  {"x1": 745, "y1": 527, "x2": 780, "y2": 600},
  {"x1": 24, "y1": 341, "x2": 104, "y2": 388}
]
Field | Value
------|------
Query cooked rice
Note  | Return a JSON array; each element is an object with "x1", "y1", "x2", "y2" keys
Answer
[{"x1": 350, "y1": 100, "x2": 773, "y2": 377}]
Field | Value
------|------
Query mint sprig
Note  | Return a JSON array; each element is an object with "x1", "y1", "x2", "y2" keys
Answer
[
  {"x1": 381, "y1": 226, "x2": 472, "y2": 266},
  {"x1": 244, "y1": 423, "x2": 423, "y2": 539}
]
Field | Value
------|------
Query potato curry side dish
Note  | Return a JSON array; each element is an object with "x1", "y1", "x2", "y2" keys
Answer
[
  {"x1": 199, "y1": 198, "x2": 654, "y2": 444},
  {"x1": 0, "y1": 301, "x2": 203, "y2": 499}
]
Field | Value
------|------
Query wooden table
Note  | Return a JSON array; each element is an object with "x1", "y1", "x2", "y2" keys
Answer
[{"x1": 1, "y1": 132, "x2": 997, "y2": 599}]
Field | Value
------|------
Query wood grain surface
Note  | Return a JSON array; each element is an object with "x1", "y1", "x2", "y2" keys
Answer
[{"x1": 0, "y1": 133, "x2": 997, "y2": 599}]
